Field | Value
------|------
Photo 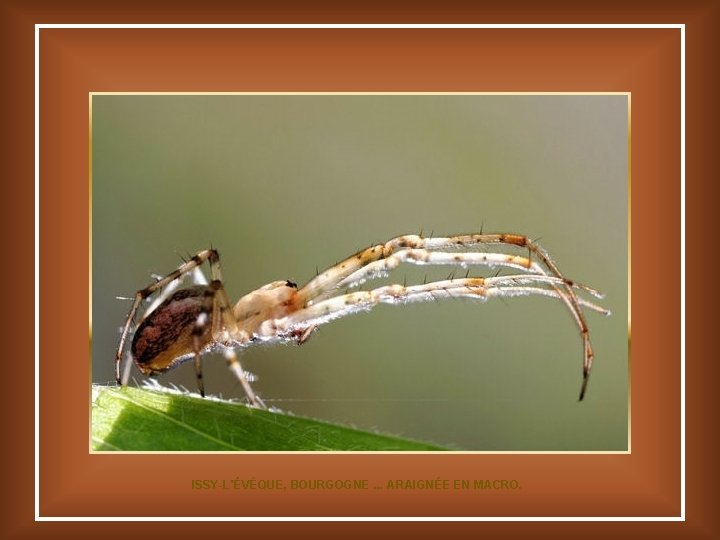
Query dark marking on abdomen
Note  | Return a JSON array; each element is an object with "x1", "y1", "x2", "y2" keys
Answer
[{"x1": 131, "y1": 286, "x2": 212, "y2": 373}]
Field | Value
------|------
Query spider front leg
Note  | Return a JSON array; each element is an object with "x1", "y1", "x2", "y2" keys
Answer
[
  {"x1": 259, "y1": 274, "x2": 608, "y2": 354},
  {"x1": 273, "y1": 275, "x2": 607, "y2": 331},
  {"x1": 253, "y1": 275, "x2": 607, "y2": 401},
  {"x1": 294, "y1": 233, "x2": 605, "y2": 399}
]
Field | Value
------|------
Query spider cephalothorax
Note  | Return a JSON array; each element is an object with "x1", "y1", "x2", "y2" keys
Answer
[{"x1": 115, "y1": 233, "x2": 609, "y2": 408}]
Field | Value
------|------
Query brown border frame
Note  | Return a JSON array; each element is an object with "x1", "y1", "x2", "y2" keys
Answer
[
  {"x1": 2, "y1": 1, "x2": 715, "y2": 537},
  {"x1": 48, "y1": 24, "x2": 681, "y2": 518}
]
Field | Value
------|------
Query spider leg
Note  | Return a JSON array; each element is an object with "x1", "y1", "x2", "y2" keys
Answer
[
  {"x1": 333, "y1": 251, "x2": 602, "y2": 299},
  {"x1": 299, "y1": 234, "x2": 564, "y2": 300},
  {"x1": 261, "y1": 275, "x2": 607, "y2": 339},
  {"x1": 192, "y1": 313, "x2": 208, "y2": 398},
  {"x1": 205, "y1": 257, "x2": 265, "y2": 408},
  {"x1": 269, "y1": 275, "x2": 607, "y2": 398},
  {"x1": 142, "y1": 274, "x2": 185, "y2": 318},
  {"x1": 190, "y1": 285, "x2": 222, "y2": 398},
  {"x1": 297, "y1": 233, "x2": 598, "y2": 400},
  {"x1": 206, "y1": 251, "x2": 239, "y2": 337},
  {"x1": 223, "y1": 348, "x2": 266, "y2": 409}
]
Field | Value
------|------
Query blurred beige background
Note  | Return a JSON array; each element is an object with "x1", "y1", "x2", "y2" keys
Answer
[{"x1": 92, "y1": 94, "x2": 628, "y2": 450}]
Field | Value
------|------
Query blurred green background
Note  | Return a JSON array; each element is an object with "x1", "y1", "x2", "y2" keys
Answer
[{"x1": 92, "y1": 94, "x2": 628, "y2": 451}]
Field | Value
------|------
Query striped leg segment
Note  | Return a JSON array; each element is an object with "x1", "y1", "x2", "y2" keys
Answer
[{"x1": 296, "y1": 234, "x2": 602, "y2": 400}]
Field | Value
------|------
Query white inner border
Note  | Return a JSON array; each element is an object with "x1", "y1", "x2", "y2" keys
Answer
[{"x1": 35, "y1": 23, "x2": 685, "y2": 522}]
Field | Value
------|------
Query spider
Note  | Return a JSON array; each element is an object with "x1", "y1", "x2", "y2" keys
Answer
[{"x1": 114, "y1": 233, "x2": 609, "y2": 409}]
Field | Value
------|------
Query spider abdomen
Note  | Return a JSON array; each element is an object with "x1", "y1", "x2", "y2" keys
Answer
[{"x1": 131, "y1": 286, "x2": 213, "y2": 375}]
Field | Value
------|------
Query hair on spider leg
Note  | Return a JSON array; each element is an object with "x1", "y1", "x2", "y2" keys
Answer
[
  {"x1": 495, "y1": 295, "x2": 512, "y2": 310},
  {"x1": 526, "y1": 236, "x2": 546, "y2": 264},
  {"x1": 440, "y1": 284, "x2": 457, "y2": 300},
  {"x1": 181, "y1": 249, "x2": 198, "y2": 264}
]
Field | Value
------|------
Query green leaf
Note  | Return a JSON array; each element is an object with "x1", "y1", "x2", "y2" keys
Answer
[{"x1": 91, "y1": 385, "x2": 448, "y2": 451}]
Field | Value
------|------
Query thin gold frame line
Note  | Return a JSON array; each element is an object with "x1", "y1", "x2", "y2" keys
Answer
[{"x1": 88, "y1": 92, "x2": 631, "y2": 455}]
